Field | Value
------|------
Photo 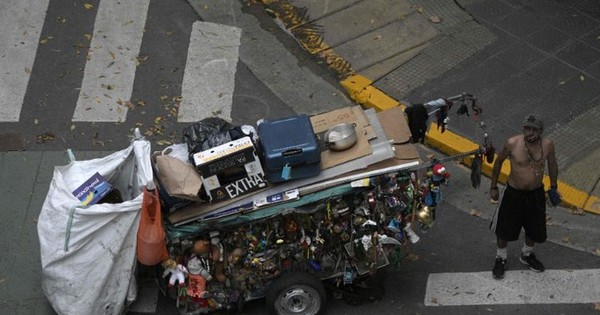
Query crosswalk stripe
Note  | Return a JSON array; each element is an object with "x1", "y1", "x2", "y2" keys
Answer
[
  {"x1": 178, "y1": 21, "x2": 242, "y2": 123},
  {"x1": 0, "y1": 0, "x2": 50, "y2": 122},
  {"x1": 72, "y1": 0, "x2": 150, "y2": 122},
  {"x1": 425, "y1": 269, "x2": 600, "y2": 306}
]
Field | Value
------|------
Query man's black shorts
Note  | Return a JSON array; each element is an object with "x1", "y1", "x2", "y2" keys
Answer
[{"x1": 491, "y1": 185, "x2": 547, "y2": 242}]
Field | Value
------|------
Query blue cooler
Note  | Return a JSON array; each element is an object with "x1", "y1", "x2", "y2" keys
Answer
[{"x1": 258, "y1": 114, "x2": 321, "y2": 183}]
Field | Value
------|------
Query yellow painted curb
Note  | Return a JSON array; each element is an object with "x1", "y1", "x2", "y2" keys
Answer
[
  {"x1": 341, "y1": 74, "x2": 399, "y2": 111},
  {"x1": 342, "y1": 75, "x2": 599, "y2": 214}
]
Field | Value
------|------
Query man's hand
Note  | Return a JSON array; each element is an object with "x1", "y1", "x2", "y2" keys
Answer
[
  {"x1": 548, "y1": 186, "x2": 561, "y2": 206},
  {"x1": 490, "y1": 187, "x2": 499, "y2": 204}
]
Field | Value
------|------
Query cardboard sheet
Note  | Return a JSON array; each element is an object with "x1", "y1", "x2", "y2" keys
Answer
[
  {"x1": 310, "y1": 106, "x2": 373, "y2": 169},
  {"x1": 377, "y1": 106, "x2": 419, "y2": 162}
]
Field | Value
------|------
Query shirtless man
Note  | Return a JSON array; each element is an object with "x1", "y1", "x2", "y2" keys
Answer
[{"x1": 489, "y1": 115, "x2": 560, "y2": 279}]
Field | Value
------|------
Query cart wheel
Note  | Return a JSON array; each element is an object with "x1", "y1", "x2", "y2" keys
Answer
[{"x1": 266, "y1": 272, "x2": 326, "y2": 315}]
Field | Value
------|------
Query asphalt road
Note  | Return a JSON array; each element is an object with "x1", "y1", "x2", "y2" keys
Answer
[{"x1": 1, "y1": 0, "x2": 296, "y2": 152}]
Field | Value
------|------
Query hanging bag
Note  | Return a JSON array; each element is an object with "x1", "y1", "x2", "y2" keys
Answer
[{"x1": 137, "y1": 187, "x2": 170, "y2": 265}]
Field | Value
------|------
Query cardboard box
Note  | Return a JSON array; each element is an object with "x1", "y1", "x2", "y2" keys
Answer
[
  {"x1": 193, "y1": 137, "x2": 266, "y2": 203},
  {"x1": 72, "y1": 172, "x2": 112, "y2": 206}
]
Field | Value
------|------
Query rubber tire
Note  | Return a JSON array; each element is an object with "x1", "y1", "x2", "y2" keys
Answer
[{"x1": 265, "y1": 272, "x2": 326, "y2": 315}]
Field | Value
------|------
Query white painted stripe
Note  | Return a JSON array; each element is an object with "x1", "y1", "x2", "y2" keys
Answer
[
  {"x1": 425, "y1": 269, "x2": 600, "y2": 306},
  {"x1": 0, "y1": 0, "x2": 50, "y2": 122},
  {"x1": 72, "y1": 0, "x2": 150, "y2": 122},
  {"x1": 178, "y1": 21, "x2": 241, "y2": 123}
]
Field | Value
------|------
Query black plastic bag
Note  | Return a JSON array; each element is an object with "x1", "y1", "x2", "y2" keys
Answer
[{"x1": 182, "y1": 118, "x2": 233, "y2": 157}]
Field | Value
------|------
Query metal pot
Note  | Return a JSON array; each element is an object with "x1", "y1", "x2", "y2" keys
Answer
[{"x1": 324, "y1": 123, "x2": 358, "y2": 151}]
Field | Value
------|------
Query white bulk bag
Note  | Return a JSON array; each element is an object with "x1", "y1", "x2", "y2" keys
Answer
[{"x1": 38, "y1": 138, "x2": 152, "y2": 315}]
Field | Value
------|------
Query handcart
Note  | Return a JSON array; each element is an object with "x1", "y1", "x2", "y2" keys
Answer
[{"x1": 158, "y1": 106, "x2": 440, "y2": 315}]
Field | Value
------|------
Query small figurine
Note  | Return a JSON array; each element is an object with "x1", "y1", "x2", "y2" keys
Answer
[{"x1": 187, "y1": 235, "x2": 227, "y2": 299}]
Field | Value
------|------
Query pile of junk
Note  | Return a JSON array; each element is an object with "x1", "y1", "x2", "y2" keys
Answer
[{"x1": 37, "y1": 95, "x2": 494, "y2": 315}]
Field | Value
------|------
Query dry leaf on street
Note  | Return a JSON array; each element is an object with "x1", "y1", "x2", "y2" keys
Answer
[
  {"x1": 36, "y1": 132, "x2": 56, "y2": 144},
  {"x1": 595, "y1": 248, "x2": 600, "y2": 255},
  {"x1": 569, "y1": 208, "x2": 584, "y2": 215},
  {"x1": 469, "y1": 209, "x2": 482, "y2": 217},
  {"x1": 406, "y1": 253, "x2": 420, "y2": 261},
  {"x1": 429, "y1": 15, "x2": 442, "y2": 23},
  {"x1": 561, "y1": 236, "x2": 570, "y2": 243},
  {"x1": 83, "y1": 3, "x2": 94, "y2": 10}
]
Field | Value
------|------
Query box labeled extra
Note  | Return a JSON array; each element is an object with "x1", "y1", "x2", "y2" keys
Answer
[
  {"x1": 193, "y1": 137, "x2": 266, "y2": 203},
  {"x1": 258, "y1": 114, "x2": 321, "y2": 183}
]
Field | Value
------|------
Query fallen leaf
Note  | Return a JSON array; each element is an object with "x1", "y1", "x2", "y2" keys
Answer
[
  {"x1": 83, "y1": 3, "x2": 94, "y2": 10},
  {"x1": 559, "y1": 80, "x2": 565, "y2": 85},
  {"x1": 430, "y1": 297, "x2": 438, "y2": 304},
  {"x1": 156, "y1": 140, "x2": 172, "y2": 146},
  {"x1": 95, "y1": 96, "x2": 101, "y2": 103},
  {"x1": 40, "y1": 38, "x2": 49, "y2": 44},
  {"x1": 25, "y1": 67, "x2": 31, "y2": 74},
  {"x1": 154, "y1": 117, "x2": 163, "y2": 124},
  {"x1": 469, "y1": 209, "x2": 482, "y2": 217},
  {"x1": 406, "y1": 253, "x2": 420, "y2": 261},
  {"x1": 34, "y1": 119, "x2": 39, "y2": 125},
  {"x1": 561, "y1": 236, "x2": 570, "y2": 243},
  {"x1": 84, "y1": 33, "x2": 92, "y2": 41},
  {"x1": 109, "y1": 51, "x2": 116, "y2": 60},
  {"x1": 580, "y1": 75, "x2": 585, "y2": 81},
  {"x1": 417, "y1": 6, "x2": 423, "y2": 13},
  {"x1": 595, "y1": 248, "x2": 600, "y2": 255},
  {"x1": 374, "y1": 34, "x2": 382, "y2": 40},
  {"x1": 101, "y1": 83, "x2": 114, "y2": 90},
  {"x1": 70, "y1": 125, "x2": 76, "y2": 131},
  {"x1": 116, "y1": 98, "x2": 123, "y2": 105},
  {"x1": 429, "y1": 15, "x2": 442, "y2": 23},
  {"x1": 569, "y1": 208, "x2": 585, "y2": 215},
  {"x1": 36, "y1": 132, "x2": 56, "y2": 144},
  {"x1": 125, "y1": 101, "x2": 134, "y2": 109}
]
